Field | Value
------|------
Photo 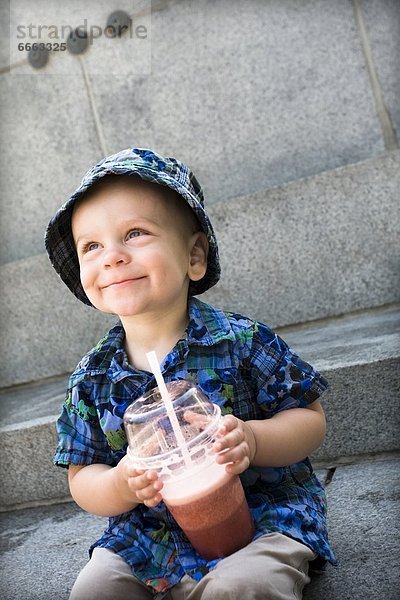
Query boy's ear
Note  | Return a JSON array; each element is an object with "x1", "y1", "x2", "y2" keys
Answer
[{"x1": 188, "y1": 232, "x2": 209, "y2": 282}]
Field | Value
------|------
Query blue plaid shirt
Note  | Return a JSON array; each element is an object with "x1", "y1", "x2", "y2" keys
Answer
[{"x1": 55, "y1": 298, "x2": 336, "y2": 592}]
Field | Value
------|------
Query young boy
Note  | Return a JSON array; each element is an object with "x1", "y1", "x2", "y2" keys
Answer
[{"x1": 45, "y1": 147, "x2": 336, "y2": 600}]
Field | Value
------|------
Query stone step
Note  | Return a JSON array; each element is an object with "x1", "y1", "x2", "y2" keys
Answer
[
  {"x1": 279, "y1": 303, "x2": 400, "y2": 463},
  {"x1": 0, "y1": 304, "x2": 398, "y2": 511},
  {"x1": 1, "y1": 456, "x2": 399, "y2": 600},
  {"x1": 1, "y1": 150, "x2": 399, "y2": 389}
]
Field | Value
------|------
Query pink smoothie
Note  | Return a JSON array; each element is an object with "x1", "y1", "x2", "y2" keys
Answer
[{"x1": 165, "y1": 472, "x2": 254, "y2": 560}]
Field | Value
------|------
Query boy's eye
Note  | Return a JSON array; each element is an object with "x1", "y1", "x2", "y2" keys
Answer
[
  {"x1": 82, "y1": 242, "x2": 100, "y2": 253},
  {"x1": 127, "y1": 229, "x2": 145, "y2": 239}
]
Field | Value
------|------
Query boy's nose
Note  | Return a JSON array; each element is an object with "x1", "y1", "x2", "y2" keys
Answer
[{"x1": 103, "y1": 245, "x2": 131, "y2": 268}]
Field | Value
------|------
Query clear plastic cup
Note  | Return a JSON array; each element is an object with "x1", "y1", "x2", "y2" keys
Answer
[{"x1": 123, "y1": 380, "x2": 254, "y2": 560}]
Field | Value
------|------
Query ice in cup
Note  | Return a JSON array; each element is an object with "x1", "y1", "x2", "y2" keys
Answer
[{"x1": 123, "y1": 380, "x2": 255, "y2": 560}]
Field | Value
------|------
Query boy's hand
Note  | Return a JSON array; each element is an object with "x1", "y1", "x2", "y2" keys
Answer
[
  {"x1": 116, "y1": 455, "x2": 163, "y2": 508},
  {"x1": 213, "y1": 415, "x2": 257, "y2": 475}
]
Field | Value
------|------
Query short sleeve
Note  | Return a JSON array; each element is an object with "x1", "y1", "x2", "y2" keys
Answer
[
  {"x1": 54, "y1": 384, "x2": 114, "y2": 468},
  {"x1": 250, "y1": 321, "x2": 328, "y2": 416}
]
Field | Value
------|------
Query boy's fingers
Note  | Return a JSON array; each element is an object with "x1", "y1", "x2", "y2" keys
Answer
[
  {"x1": 133, "y1": 479, "x2": 163, "y2": 501},
  {"x1": 214, "y1": 427, "x2": 245, "y2": 452},
  {"x1": 125, "y1": 465, "x2": 144, "y2": 477},
  {"x1": 217, "y1": 415, "x2": 244, "y2": 440},
  {"x1": 218, "y1": 414, "x2": 237, "y2": 433},
  {"x1": 137, "y1": 485, "x2": 159, "y2": 500},
  {"x1": 143, "y1": 494, "x2": 163, "y2": 508},
  {"x1": 127, "y1": 470, "x2": 162, "y2": 490},
  {"x1": 224, "y1": 457, "x2": 250, "y2": 475},
  {"x1": 216, "y1": 442, "x2": 248, "y2": 464},
  {"x1": 183, "y1": 410, "x2": 210, "y2": 429},
  {"x1": 216, "y1": 443, "x2": 251, "y2": 472}
]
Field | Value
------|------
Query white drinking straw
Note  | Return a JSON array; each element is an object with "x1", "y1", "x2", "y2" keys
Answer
[{"x1": 146, "y1": 351, "x2": 192, "y2": 468}]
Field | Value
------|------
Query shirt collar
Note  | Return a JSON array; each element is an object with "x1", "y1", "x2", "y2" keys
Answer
[
  {"x1": 69, "y1": 298, "x2": 236, "y2": 385},
  {"x1": 69, "y1": 323, "x2": 126, "y2": 385},
  {"x1": 186, "y1": 297, "x2": 236, "y2": 346}
]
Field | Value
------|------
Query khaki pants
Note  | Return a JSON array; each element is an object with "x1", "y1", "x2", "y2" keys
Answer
[{"x1": 69, "y1": 533, "x2": 315, "y2": 600}]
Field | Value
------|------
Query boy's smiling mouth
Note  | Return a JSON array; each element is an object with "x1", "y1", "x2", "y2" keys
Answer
[{"x1": 103, "y1": 277, "x2": 146, "y2": 289}]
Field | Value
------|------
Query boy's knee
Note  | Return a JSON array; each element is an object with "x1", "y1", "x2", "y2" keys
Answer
[
  {"x1": 69, "y1": 556, "x2": 116, "y2": 600},
  {"x1": 69, "y1": 567, "x2": 110, "y2": 600},
  {"x1": 195, "y1": 575, "x2": 301, "y2": 600},
  {"x1": 193, "y1": 573, "x2": 252, "y2": 600},
  {"x1": 191, "y1": 560, "x2": 310, "y2": 600},
  {"x1": 69, "y1": 548, "x2": 151, "y2": 600}
]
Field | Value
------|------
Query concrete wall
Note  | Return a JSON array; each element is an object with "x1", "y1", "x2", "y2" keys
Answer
[{"x1": 0, "y1": 0, "x2": 399, "y2": 388}]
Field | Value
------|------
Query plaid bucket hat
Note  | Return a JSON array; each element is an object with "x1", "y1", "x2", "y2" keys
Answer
[{"x1": 45, "y1": 148, "x2": 220, "y2": 306}]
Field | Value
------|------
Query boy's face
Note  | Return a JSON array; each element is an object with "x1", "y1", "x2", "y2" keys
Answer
[{"x1": 71, "y1": 180, "x2": 207, "y2": 319}]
